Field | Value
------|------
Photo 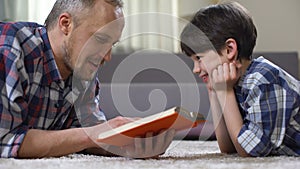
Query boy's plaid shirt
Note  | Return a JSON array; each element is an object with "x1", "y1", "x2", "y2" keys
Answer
[{"x1": 235, "y1": 56, "x2": 300, "y2": 156}]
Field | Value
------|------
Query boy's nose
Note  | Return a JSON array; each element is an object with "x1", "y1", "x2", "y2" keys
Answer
[{"x1": 193, "y1": 62, "x2": 201, "y2": 74}]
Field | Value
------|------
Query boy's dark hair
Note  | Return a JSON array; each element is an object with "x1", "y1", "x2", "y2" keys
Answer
[{"x1": 180, "y1": 1, "x2": 257, "y2": 60}]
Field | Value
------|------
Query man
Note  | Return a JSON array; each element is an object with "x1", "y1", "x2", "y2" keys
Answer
[{"x1": 0, "y1": 0, "x2": 175, "y2": 158}]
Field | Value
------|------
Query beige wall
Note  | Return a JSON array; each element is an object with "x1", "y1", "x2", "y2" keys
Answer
[
  {"x1": 178, "y1": 0, "x2": 300, "y2": 78},
  {"x1": 236, "y1": 0, "x2": 300, "y2": 53}
]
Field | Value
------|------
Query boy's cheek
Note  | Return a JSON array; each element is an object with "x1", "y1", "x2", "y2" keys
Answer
[{"x1": 205, "y1": 79, "x2": 213, "y2": 91}]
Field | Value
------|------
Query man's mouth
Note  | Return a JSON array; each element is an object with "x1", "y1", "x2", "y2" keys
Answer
[
  {"x1": 100, "y1": 59, "x2": 106, "y2": 66},
  {"x1": 88, "y1": 60, "x2": 99, "y2": 70}
]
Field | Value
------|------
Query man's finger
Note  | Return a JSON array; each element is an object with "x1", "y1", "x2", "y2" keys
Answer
[
  {"x1": 144, "y1": 132, "x2": 153, "y2": 155},
  {"x1": 163, "y1": 129, "x2": 176, "y2": 150},
  {"x1": 134, "y1": 137, "x2": 143, "y2": 157},
  {"x1": 154, "y1": 130, "x2": 166, "y2": 153}
]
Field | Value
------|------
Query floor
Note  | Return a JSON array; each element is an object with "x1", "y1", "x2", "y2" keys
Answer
[{"x1": 1, "y1": 141, "x2": 299, "y2": 169}]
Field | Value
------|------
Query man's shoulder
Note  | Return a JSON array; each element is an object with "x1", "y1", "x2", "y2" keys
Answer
[
  {"x1": 0, "y1": 22, "x2": 45, "y2": 47},
  {"x1": 0, "y1": 22, "x2": 42, "y2": 34},
  {"x1": 0, "y1": 22, "x2": 49, "y2": 56}
]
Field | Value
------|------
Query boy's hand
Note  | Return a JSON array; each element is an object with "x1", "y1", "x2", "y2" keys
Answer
[{"x1": 211, "y1": 62, "x2": 241, "y2": 92}]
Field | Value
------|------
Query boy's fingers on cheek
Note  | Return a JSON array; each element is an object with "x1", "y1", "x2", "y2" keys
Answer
[
  {"x1": 218, "y1": 65, "x2": 223, "y2": 75},
  {"x1": 223, "y1": 63, "x2": 230, "y2": 77},
  {"x1": 212, "y1": 69, "x2": 218, "y2": 81},
  {"x1": 229, "y1": 63, "x2": 236, "y2": 77}
]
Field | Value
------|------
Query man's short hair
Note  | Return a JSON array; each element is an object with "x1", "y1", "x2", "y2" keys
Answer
[{"x1": 45, "y1": 0, "x2": 123, "y2": 30}]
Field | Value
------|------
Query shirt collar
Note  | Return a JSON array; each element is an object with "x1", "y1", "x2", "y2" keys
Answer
[
  {"x1": 236, "y1": 59, "x2": 255, "y2": 89},
  {"x1": 39, "y1": 27, "x2": 64, "y2": 86}
]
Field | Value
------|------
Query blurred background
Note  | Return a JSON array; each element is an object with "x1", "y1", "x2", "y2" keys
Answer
[{"x1": 1, "y1": 0, "x2": 299, "y2": 77}]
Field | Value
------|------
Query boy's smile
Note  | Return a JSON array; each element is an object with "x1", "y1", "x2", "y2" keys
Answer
[{"x1": 191, "y1": 50, "x2": 228, "y2": 85}]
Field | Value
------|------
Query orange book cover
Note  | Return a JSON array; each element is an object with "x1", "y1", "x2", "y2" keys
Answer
[{"x1": 97, "y1": 107, "x2": 205, "y2": 146}]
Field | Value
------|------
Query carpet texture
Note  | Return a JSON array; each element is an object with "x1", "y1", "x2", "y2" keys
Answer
[{"x1": 0, "y1": 141, "x2": 299, "y2": 169}]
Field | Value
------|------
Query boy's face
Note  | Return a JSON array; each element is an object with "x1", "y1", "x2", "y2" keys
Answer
[{"x1": 191, "y1": 49, "x2": 228, "y2": 87}]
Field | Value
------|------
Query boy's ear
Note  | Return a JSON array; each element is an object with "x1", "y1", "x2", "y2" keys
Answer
[
  {"x1": 225, "y1": 38, "x2": 238, "y2": 61},
  {"x1": 58, "y1": 12, "x2": 72, "y2": 36}
]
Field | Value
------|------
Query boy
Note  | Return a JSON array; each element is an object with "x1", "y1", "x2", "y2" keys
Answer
[{"x1": 180, "y1": 1, "x2": 300, "y2": 157}]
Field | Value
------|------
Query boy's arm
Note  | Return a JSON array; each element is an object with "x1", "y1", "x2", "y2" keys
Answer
[
  {"x1": 215, "y1": 90, "x2": 250, "y2": 157},
  {"x1": 212, "y1": 62, "x2": 250, "y2": 157},
  {"x1": 208, "y1": 90, "x2": 236, "y2": 153}
]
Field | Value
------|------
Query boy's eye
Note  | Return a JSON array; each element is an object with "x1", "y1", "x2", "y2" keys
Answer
[{"x1": 194, "y1": 55, "x2": 203, "y2": 61}]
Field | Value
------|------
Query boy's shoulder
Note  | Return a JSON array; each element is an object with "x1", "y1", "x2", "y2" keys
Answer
[{"x1": 241, "y1": 56, "x2": 298, "y2": 87}]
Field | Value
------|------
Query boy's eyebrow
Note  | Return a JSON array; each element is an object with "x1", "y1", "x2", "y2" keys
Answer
[{"x1": 194, "y1": 54, "x2": 204, "y2": 58}]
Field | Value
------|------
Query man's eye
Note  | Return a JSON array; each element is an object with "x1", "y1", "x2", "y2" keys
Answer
[
  {"x1": 112, "y1": 41, "x2": 119, "y2": 47},
  {"x1": 94, "y1": 36, "x2": 108, "y2": 44}
]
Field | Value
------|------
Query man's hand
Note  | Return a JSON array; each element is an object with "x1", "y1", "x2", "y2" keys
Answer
[
  {"x1": 85, "y1": 117, "x2": 176, "y2": 159},
  {"x1": 122, "y1": 129, "x2": 176, "y2": 159},
  {"x1": 85, "y1": 116, "x2": 139, "y2": 146}
]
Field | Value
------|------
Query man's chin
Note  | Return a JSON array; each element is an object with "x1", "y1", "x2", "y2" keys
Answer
[{"x1": 73, "y1": 70, "x2": 96, "y2": 81}]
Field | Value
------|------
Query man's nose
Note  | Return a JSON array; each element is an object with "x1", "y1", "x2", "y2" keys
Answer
[{"x1": 103, "y1": 48, "x2": 112, "y2": 62}]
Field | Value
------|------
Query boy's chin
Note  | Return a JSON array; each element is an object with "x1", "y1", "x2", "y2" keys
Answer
[{"x1": 205, "y1": 82, "x2": 213, "y2": 91}]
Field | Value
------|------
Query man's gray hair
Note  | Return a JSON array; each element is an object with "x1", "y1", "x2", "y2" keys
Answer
[{"x1": 44, "y1": 0, "x2": 123, "y2": 30}]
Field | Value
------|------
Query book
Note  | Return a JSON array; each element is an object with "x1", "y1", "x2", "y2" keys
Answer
[{"x1": 97, "y1": 107, "x2": 205, "y2": 146}]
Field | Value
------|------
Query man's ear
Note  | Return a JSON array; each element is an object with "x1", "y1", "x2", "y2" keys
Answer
[
  {"x1": 58, "y1": 12, "x2": 72, "y2": 36},
  {"x1": 225, "y1": 38, "x2": 238, "y2": 61}
]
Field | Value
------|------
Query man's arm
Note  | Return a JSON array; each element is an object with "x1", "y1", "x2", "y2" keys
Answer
[
  {"x1": 18, "y1": 117, "x2": 176, "y2": 159},
  {"x1": 18, "y1": 128, "x2": 91, "y2": 158},
  {"x1": 18, "y1": 117, "x2": 133, "y2": 158},
  {"x1": 81, "y1": 129, "x2": 176, "y2": 159}
]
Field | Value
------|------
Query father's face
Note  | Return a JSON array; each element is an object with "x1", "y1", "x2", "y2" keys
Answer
[{"x1": 66, "y1": 1, "x2": 124, "y2": 81}]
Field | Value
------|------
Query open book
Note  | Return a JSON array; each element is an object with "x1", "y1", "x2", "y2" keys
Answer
[{"x1": 97, "y1": 107, "x2": 205, "y2": 146}]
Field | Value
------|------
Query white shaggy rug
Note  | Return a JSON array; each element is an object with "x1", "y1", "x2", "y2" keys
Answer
[{"x1": 1, "y1": 141, "x2": 299, "y2": 169}]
